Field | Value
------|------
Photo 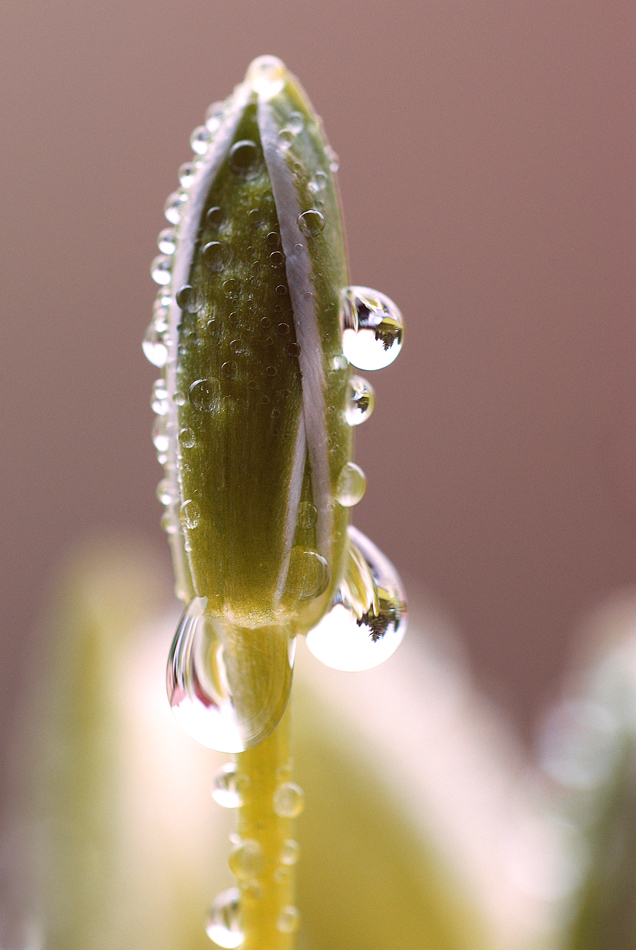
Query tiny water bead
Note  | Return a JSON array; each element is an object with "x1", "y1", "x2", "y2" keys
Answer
[
  {"x1": 189, "y1": 377, "x2": 221, "y2": 412},
  {"x1": 345, "y1": 375, "x2": 375, "y2": 426},
  {"x1": 151, "y1": 378, "x2": 169, "y2": 415},
  {"x1": 207, "y1": 205, "x2": 225, "y2": 229},
  {"x1": 164, "y1": 190, "x2": 188, "y2": 225},
  {"x1": 190, "y1": 124, "x2": 212, "y2": 155},
  {"x1": 298, "y1": 501, "x2": 318, "y2": 529},
  {"x1": 341, "y1": 286, "x2": 404, "y2": 370},
  {"x1": 280, "y1": 839, "x2": 300, "y2": 866},
  {"x1": 150, "y1": 254, "x2": 172, "y2": 285},
  {"x1": 206, "y1": 888, "x2": 243, "y2": 949},
  {"x1": 273, "y1": 782, "x2": 304, "y2": 818},
  {"x1": 152, "y1": 415, "x2": 170, "y2": 454},
  {"x1": 228, "y1": 838, "x2": 264, "y2": 880},
  {"x1": 157, "y1": 227, "x2": 177, "y2": 254},
  {"x1": 246, "y1": 55, "x2": 286, "y2": 100},
  {"x1": 308, "y1": 170, "x2": 328, "y2": 194},
  {"x1": 229, "y1": 140, "x2": 262, "y2": 180},
  {"x1": 305, "y1": 526, "x2": 407, "y2": 672},
  {"x1": 298, "y1": 209, "x2": 325, "y2": 237},
  {"x1": 285, "y1": 548, "x2": 329, "y2": 600},
  {"x1": 202, "y1": 241, "x2": 232, "y2": 272},
  {"x1": 179, "y1": 427, "x2": 196, "y2": 449},
  {"x1": 156, "y1": 478, "x2": 173, "y2": 506},
  {"x1": 179, "y1": 499, "x2": 201, "y2": 530},
  {"x1": 176, "y1": 284, "x2": 199, "y2": 313},
  {"x1": 287, "y1": 111, "x2": 305, "y2": 134},
  {"x1": 336, "y1": 462, "x2": 367, "y2": 507},
  {"x1": 142, "y1": 323, "x2": 168, "y2": 367},
  {"x1": 212, "y1": 762, "x2": 248, "y2": 808},
  {"x1": 179, "y1": 161, "x2": 197, "y2": 188},
  {"x1": 277, "y1": 906, "x2": 300, "y2": 934},
  {"x1": 278, "y1": 129, "x2": 295, "y2": 151}
]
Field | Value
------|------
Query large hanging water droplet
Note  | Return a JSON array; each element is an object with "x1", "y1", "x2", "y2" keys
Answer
[
  {"x1": 212, "y1": 761, "x2": 248, "y2": 808},
  {"x1": 345, "y1": 375, "x2": 375, "y2": 426},
  {"x1": 341, "y1": 287, "x2": 404, "y2": 370},
  {"x1": 306, "y1": 526, "x2": 407, "y2": 671},
  {"x1": 205, "y1": 888, "x2": 243, "y2": 948},
  {"x1": 143, "y1": 322, "x2": 168, "y2": 367},
  {"x1": 167, "y1": 599, "x2": 295, "y2": 752},
  {"x1": 164, "y1": 190, "x2": 188, "y2": 225},
  {"x1": 150, "y1": 254, "x2": 172, "y2": 285},
  {"x1": 229, "y1": 140, "x2": 262, "y2": 180},
  {"x1": 246, "y1": 55, "x2": 286, "y2": 100},
  {"x1": 335, "y1": 462, "x2": 367, "y2": 507}
]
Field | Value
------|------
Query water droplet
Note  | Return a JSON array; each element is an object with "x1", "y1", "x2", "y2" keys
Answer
[
  {"x1": 179, "y1": 499, "x2": 200, "y2": 530},
  {"x1": 286, "y1": 342, "x2": 301, "y2": 358},
  {"x1": 247, "y1": 55, "x2": 286, "y2": 100},
  {"x1": 273, "y1": 782, "x2": 304, "y2": 818},
  {"x1": 278, "y1": 129, "x2": 295, "y2": 150},
  {"x1": 143, "y1": 323, "x2": 168, "y2": 367},
  {"x1": 158, "y1": 227, "x2": 177, "y2": 254},
  {"x1": 174, "y1": 390, "x2": 187, "y2": 407},
  {"x1": 336, "y1": 462, "x2": 366, "y2": 507},
  {"x1": 179, "y1": 427, "x2": 196, "y2": 449},
  {"x1": 306, "y1": 526, "x2": 407, "y2": 671},
  {"x1": 276, "y1": 323, "x2": 290, "y2": 336},
  {"x1": 156, "y1": 478, "x2": 173, "y2": 506},
  {"x1": 287, "y1": 111, "x2": 305, "y2": 134},
  {"x1": 240, "y1": 880, "x2": 263, "y2": 901},
  {"x1": 277, "y1": 906, "x2": 300, "y2": 934},
  {"x1": 260, "y1": 316, "x2": 272, "y2": 329},
  {"x1": 222, "y1": 278, "x2": 241, "y2": 299},
  {"x1": 265, "y1": 365, "x2": 277, "y2": 377},
  {"x1": 150, "y1": 254, "x2": 172, "y2": 285},
  {"x1": 298, "y1": 502, "x2": 318, "y2": 530},
  {"x1": 160, "y1": 510, "x2": 178, "y2": 534},
  {"x1": 190, "y1": 124, "x2": 211, "y2": 155},
  {"x1": 207, "y1": 205, "x2": 225, "y2": 229},
  {"x1": 280, "y1": 839, "x2": 300, "y2": 866},
  {"x1": 202, "y1": 241, "x2": 232, "y2": 272},
  {"x1": 229, "y1": 140, "x2": 262, "y2": 180},
  {"x1": 212, "y1": 762, "x2": 248, "y2": 808},
  {"x1": 167, "y1": 599, "x2": 295, "y2": 752},
  {"x1": 266, "y1": 231, "x2": 281, "y2": 248},
  {"x1": 164, "y1": 190, "x2": 187, "y2": 225},
  {"x1": 285, "y1": 548, "x2": 329, "y2": 601},
  {"x1": 179, "y1": 162, "x2": 196, "y2": 188},
  {"x1": 221, "y1": 360, "x2": 238, "y2": 379},
  {"x1": 308, "y1": 171, "x2": 328, "y2": 194},
  {"x1": 205, "y1": 888, "x2": 243, "y2": 949},
  {"x1": 189, "y1": 377, "x2": 220, "y2": 412},
  {"x1": 298, "y1": 210, "x2": 325, "y2": 237},
  {"x1": 325, "y1": 145, "x2": 339, "y2": 172},
  {"x1": 205, "y1": 100, "x2": 225, "y2": 129},
  {"x1": 270, "y1": 250, "x2": 285, "y2": 267},
  {"x1": 275, "y1": 284, "x2": 287, "y2": 296},
  {"x1": 176, "y1": 284, "x2": 199, "y2": 313},
  {"x1": 152, "y1": 415, "x2": 170, "y2": 453},
  {"x1": 151, "y1": 378, "x2": 169, "y2": 415},
  {"x1": 228, "y1": 839, "x2": 264, "y2": 880},
  {"x1": 341, "y1": 286, "x2": 404, "y2": 370},
  {"x1": 345, "y1": 375, "x2": 375, "y2": 426}
]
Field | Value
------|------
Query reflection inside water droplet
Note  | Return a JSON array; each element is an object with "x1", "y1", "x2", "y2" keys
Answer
[
  {"x1": 341, "y1": 286, "x2": 404, "y2": 370},
  {"x1": 305, "y1": 526, "x2": 407, "y2": 671},
  {"x1": 345, "y1": 375, "x2": 375, "y2": 426},
  {"x1": 202, "y1": 242, "x2": 232, "y2": 272},
  {"x1": 212, "y1": 761, "x2": 248, "y2": 808},
  {"x1": 205, "y1": 888, "x2": 243, "y2": 948},
  {"x1": 150, "y1": 255, "x2": 171, "y2": 286}
]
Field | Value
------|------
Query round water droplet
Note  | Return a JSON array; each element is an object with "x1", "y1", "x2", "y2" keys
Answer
[
  {"x1": 280, "y1": 839, "x2": 300, "y2": 866},
  {"x1": 221, "y1": 360, "x2": 238, "y2": 380},
  {"x1": 179, "y1": 427, "x2": 196, "y2": 449},
  {"x1": 152, "y1": 415, "x2": 170, "y2": 453},
  {"x1": 298, "y1": 209, "x2": 325, "y2": 237},
  {"x1": 205, "y1": 888, "x2": 243, "y2": 949},
  {"x1": 157, "y1": 227, "x2": 177, "y2": 254},
  {"x1": 190, "y1": 124, "x2": 211, "y2": 155},
  {"x1": 151, "y1": 378, "x2": 169, "y2": 415},
  {"x1": 287, "y1": 111, "x2": 304, "y2": 134},
  {"x1": 156, "y1": 478, "x2": 173, "y2": 506},
  {"x1": 178, "y1": 161, "x2": 196, "y2": 188},
  {"x1": 336, "y1": 462, "x2": 366, "y2": 507},
  {"x1": 174, "y1": 390, "x2": 187, "y2": 407},
  {"x1": 205, "y1": 100, "x2": 225, "y2": 128},
  {"x1": 222, "y1": 278, "x2": 241, "y2": 299},
  {"x1": 167, "y1": 599, "x2": 295, "y2": 752},
  {"x1": 286, "y1": 342, "x2": 301, "y2": 358},
  {"x1": 308, "y1": 170, "x2": 328, "y2": 194},
  {"x1": 150, "y1": 254, "x2": 171, "y2": 285},
  {"x1": 278, "y1": 129, "x2": 295, "y2": 151},
  {"x1": 345, "y1": 375, "x2": 375, "y2": 426},
  {"x1": 143, "y1": 323, "x2": 168, "y2": 367},
  {"x1": 273, "y1": 782, "x2": 304, "y2": 818},
  {"x1": 247, "y1": 55, "x2": 286, "y2": 100},
  {"x1": 266, "y1": 231, "x2": 280, "y2": 248},
  {"x1": 326, "y1": 145, "x2": 339, "y2": 172},
  {"x1": 160, "y1": 510, "x2": 178, "y2": 534},
  {"x1": 265, "y1": 365, "x2": 277, "y2": 378},
  {"x1": 229, "y1": 140, "x2": 262, "y2": 180},
  {"x1": 179, "y1": 499, "x2": 200, "y2": 530},
  {"x1": 276, "y1": 323, "x2": 290, "y2": 336},
  {"x1": 164, "y1": 190, "x2": 187, "y2": 225},
  {"x1": 275, "y1": 284, "x2": 287, "y2": 296},
  {"x1": 189, "y1": 377, "x2": 220, "y2": 412},
  {"x1": 285, "y1": 548, "x2": 329, "y2": 600},
  {"x1": 228, "y1": 839, "x2": 264, "y2": 881},
  {"x1": 269, "y1": 250, "x2": 285, "y2": 267},
  {"x1": 240, "y1": 880, "x2": 263, "y2": 901},
  {"x1": 212, "y1": 761, "x2": 248, "y2": 808},
  {"x1": 176, "y1": 284, "x2": 199, "y2": 313},
  {"x1": 277, "y1": 906, "x2": 300, "y2": 934},
  {"x1": 207, "y1": 205, "x2": 225, "y2": 229},
  {"x1": 298, "y1": 502, "x2": 318, "y2": 530},
  {"x1": 306, "y1": 526, "x2": 407, "y2": 671},
  {"x1": 341, "y1": 286, "x2": 404, "y2": 371},
  {"x1": 202, "y1": 241, "x2": 232, "y2": 272}
]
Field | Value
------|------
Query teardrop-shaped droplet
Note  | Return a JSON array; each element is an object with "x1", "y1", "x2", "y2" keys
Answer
[
  {"x1": 157, "y1": 227, "x2": 177, "y2": 254},
  {"x1": 167, "y1": 599, "x2": 295, "y2": 752},
  {"x1": 150, "y1": 254, "x2": 172, "y2": 286},
  {"x1": 143, "y1": 322, "x2": 168, "y2": 367},
  {"x1": 178, "y1": 161, "x2": 196, "y2": 188},
  {"x1": 306, "y1": 526, "x2": 407, "y2": 671},
  {"x1": 190, "y1": 124, "x2": 212, "y2": 156},
  {"x1": 205, "y1": 888, "x2": 243, "y2": 949},
  {"x1": 345, "y1": 375, "x2": 375, "y2": 426},
  {"x1": 164, "y1": 190, "x2": 188, "y2": 225},
  {"x1": 335, "y1": 462, "x2": 367, "y2": 507},
  {"x1": 341, "y1": 286, "x2": 404, "y2": 370},
  {"x1": 212, "y1": 761, "x2": 248, "y2": 808}
]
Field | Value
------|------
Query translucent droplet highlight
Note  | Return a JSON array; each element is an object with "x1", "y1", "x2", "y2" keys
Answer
[
  {"x1": 167, "y1": 599, "x2": 295, "y2": 752},
  {"x1": 345, "y1": 375, "x2": 375, "y2": 426},
  {"x1": 164, "y1": 190, "x2": 188, "y2": 225},
  {"x1": 298, "y1": 209, "x2": 325, "y2": 237},
  {"x1": 277, "y1": 906, "x2": 300, "y2": 934},
  {"x1": 247, "y1": 55, "x2": 286, "y2": 100},
  {"x1": 143, "y1": 323, "x2": 168, "y2": 367},
  {"x1": 150, "y1": 254, "x2": 172, "y2": 285},
  {"x1": 280, "y1": 839, "x2": 300, "y2": 866},
  {"x1": 205, "y1": 888, "x2": 243, "y2": 948},
  {"x1": 273, "y1": 782, "x2": 304, "y2": 818},
  {"x1": 336, "y1": 462, "x2": 367, "y2": 507},
  {"x1": 228, "y1": 838, "x2": 264, "y2": 880},
  {"x1": 229, "y1": 140, "x2": 262, "y2": 180},
  {"x1": 306, "y1": 526, "x2": 407, "y2": 671},
  {"x1": 212, "y1": 761, "x2": 248, "y2": 808},
  {"x1": 190, "y1": 124, "x2": 212, "y2": 156},
  {"x1": 341, "y1": 286, "x2": 404, "y2": 370},
  {"x1": 284, "y1": 548, "x2": 330, "y2": 600}
]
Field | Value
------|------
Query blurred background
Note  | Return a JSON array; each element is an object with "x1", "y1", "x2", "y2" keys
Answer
[{"x1": 0, "y1": 0, "x2": 634, "y2": 774}]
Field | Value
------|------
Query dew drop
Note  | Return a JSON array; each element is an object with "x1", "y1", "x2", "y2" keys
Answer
[
  {"x1": 205, "y1": 100, "x2": 225, "y2": 129},
  {"x1": 179, "y1": 427, "x2": 196, "y2": 449},
  {"x1": 341, "y1": 286, "x2": 404, "y2": 370},
  {"x1": 189, "y1": 377, "x2": 220, "y2": 412},
  {"x1": 160, "y1": 510, "x2": 178, "y2": 534},
  {"x1": 266, "y1": 231, "x2": 281, "y2": 248},
  {"x1": 286, "y1": 342, "x2": 301, "y2": 358},
  {"x1": 143, "y1": 323, "x2": 168, "y2": 367},
  {"x1": 202, "y1": 241, "x2": 232, "y2": 272},
  {"x1": 167, "y1": 599, "x2": 295, "y2": 752},
  {"x1": 276, "y1": 284, "x2": 287, "y2": 296},
  {"x1": 156, "y1": 478, "x2": 173, "y2": 506},
  {"x1": 287, "y1": 111, "x2": 305, "y2": 134},
  {"x1": 265, "y1": 365, "x2": 277, "y2": 377},
  {"x1": 221, "y1": 360, "x2": 238, "y2": 379},
  {"x1": 228, "y1": 839, "x2": 264, "y2": 880},
  {"x1": 260, "y1": 316, "x2": 272, "y2": 329},
  {"x1": 306, "y1": 526, "x2": 407, "y2": 671},
  {"x1": 240, "y1": 881, "x2": 263, "y2": 901},
  {"x1": 157, "y1": 227, "x2": 177, "y2": 254},
  {"x1": 336, "y1": 462, "x2": 366, "y2": 507},
  {"x1": 179, "y1": 499, "x2": 200, "y2": 530},
  {"x1": 277, "y1": 906, "x2": 300, "y2": 934},
  {"x1": 229, "y1": 140, "x2": 262, "y2": 180},
  {"x1": 190, "y1": 124, "x2": 211, "y2": 156},
  {"x1": 164, "y1": 190, "x2": 187, "y2": 225},
  {"x1": 222, "y1": 278, "x2": 241, "y2": 299},
  {"x1": 285, "y1": 548, "x2": 329, "y2": 601},
  {"x1": 278, "y1": 129, "x2": 295, "y2": 151},
  {"x1": 273, "y1": 782, "x2": 304, "y2": 818},
  {"x1": 176, "y1": 284, "x2": 199, "y2": 313},
  {"x1": 276, "y1": 323, "x2": 290, "y2": 336},
  {"x1": 150, "y1": 254, "x2": 172, "y2": 286},
  {"x1": 326, "y1": 145, "x2": 339, "y2": 172},
  {"x1": 212, "y1": 761, "x2": 248, "y2": 808},
  {"x1": 280, "y1": 839, "x2": 300, "y2": 866},
  {"x1": 269, "y1": 250, "x2": 285, "y2": 267},
  {"x1": 298, "y1": 502, "x2": 318, "y2": 529},
  {"x1": 174, "y1": 390, "x2": 187, "y2": 407},
  {"x1": 206, "y1": 205, "x2": 225, "y2": 229},
  {"x1": 152, "y1": 415, "x2": 170, "y2": 453},
  {"x1": 247, "y1": 55, "x2": 286, "y2": 100},
  {"x1": 205, "y1": 888, "x2": 243, "y2": 949},
  {"x1": 345, "y1": 375, "x2": 375, "y2": 426},
  {"x1": 298, "y1": 209, "x2": 325, "y2": 237},
  {"x1": 179, "y1": 162, "x2": 196, "y2": 188},
  {"x1": 308, "y1": 170, "x2": 328, "y2": 194},
  {"x1": 151, "y1": 378, "x2": 169, "y2": 415}
]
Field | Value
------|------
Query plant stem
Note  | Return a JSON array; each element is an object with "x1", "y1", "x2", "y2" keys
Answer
[{"x1": 235, "y1": 701, "x2": 299, "y2": 950}]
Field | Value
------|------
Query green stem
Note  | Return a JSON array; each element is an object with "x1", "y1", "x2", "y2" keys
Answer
[{"x1": 235, "y1": 701, "x2": 300, "y2": 950}]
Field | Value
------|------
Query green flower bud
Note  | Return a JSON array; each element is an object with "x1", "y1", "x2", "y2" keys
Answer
[{"x1": 146, "y1": 57, "x2": 406, "y2": 752}]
